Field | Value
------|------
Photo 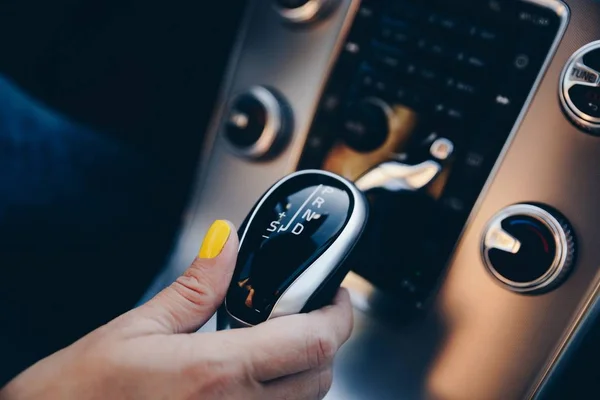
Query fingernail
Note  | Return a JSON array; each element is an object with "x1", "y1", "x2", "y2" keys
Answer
[{"x1": 198, "y1": 220, "x2": 231, "y2": 259}]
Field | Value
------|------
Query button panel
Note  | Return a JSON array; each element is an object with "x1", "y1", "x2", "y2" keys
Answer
[
  {"x1": 298, "y1": 0, "x2": 563, "y2": 312},
  {"x1": 482, "y1": 204, "x2": 576, "y2": 294},
  {"x1": 224, "y1": 86, "x2": 293, "y2": 160},
  {"x1": 560, "y1": 41, "x2": 600, "y2": 133}
]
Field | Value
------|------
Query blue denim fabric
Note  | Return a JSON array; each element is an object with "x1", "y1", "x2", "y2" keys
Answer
[{"x1": 0, "y1": 75, "x2": 180, "y2": 386}]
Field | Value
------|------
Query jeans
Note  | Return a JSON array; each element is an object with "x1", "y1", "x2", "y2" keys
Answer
[{"x1": 0, "y1": 75, "x2": 181, "y2": 385}]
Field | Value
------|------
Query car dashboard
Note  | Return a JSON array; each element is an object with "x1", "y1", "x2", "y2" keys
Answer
[{"x1": 143, "y1": 0, "x2": 600, "y2": 398}]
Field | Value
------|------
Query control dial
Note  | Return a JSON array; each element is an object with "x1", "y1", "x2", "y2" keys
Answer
[
  {"x1": 224, "y1": 86, "x2": 293, "y2": 160},
  {"x1": 341, "y1": 98, "x2": 395, "y2": 153},
  {"x1": 560, "y1": 41, "x2": 600, "y2": 134},
  {"x1": 482, "y1": 204, "x2": 576, "y2": 294},
  {"x1": 274, "y1": 0, "x2": 339, "y2": 24}
]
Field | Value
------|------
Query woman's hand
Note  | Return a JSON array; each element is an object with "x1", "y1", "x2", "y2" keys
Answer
[{"x1": 0, "y1": 220, "x2": 354, "y2": 400}]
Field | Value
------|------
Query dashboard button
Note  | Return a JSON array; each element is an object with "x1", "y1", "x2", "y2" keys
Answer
[
  {"x1": 429, "y1": 138, "x2": 454, "y2": 161},
  {"x1": 341, "y1": 98, "x2": 393, "y2": 153},
  {"x1": 224, "y1": 86, "x2": 292, "y2": 160},
  {"x1": 482, "y1": 204, "x2": 576, "y2": 294},
  {"x1": 560, "y1": 41, "x2": 600, "y2": 133}
]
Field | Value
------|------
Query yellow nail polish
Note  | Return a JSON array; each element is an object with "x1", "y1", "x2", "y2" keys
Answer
[{"x1": 198, "y1": 220, "x2": 231, "y2": 259}]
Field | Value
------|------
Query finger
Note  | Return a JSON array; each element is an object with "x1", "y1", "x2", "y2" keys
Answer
[
  {"x1": 208, "y1": 288, "x2": 353, "y2": 382},
  {"x1": 135, "y1": 220, "x2": 239, "y2": 334},
  {"x1": 263, "y1": 366, "x2": 334, "y2": 400}
]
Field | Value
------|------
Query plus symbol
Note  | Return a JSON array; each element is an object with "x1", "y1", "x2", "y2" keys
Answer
[{"x1": 278, "y1": 212, "x2": 287, "y2": 219}]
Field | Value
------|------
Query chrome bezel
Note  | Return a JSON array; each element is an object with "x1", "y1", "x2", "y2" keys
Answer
[
  {"x1": 224, "y1": 85, "x2": 288, "y2": 159},
  {"x1": 559, "y1": 40, "x2": 600, "y2": 133},
  {"x1": 481, "y1": 204, "x2": 569, "y2": 294}
]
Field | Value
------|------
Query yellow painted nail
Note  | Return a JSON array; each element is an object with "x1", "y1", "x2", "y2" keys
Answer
[{"x1": 198, "y1": 220, "x2": 231, "y2": 259}]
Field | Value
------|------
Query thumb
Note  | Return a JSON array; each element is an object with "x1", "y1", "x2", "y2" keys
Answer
[{"x1": 136, "y1": 220, "x2": 239, "y2": 334}]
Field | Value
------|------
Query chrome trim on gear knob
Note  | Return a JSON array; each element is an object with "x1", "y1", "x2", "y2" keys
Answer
[{"x1": 220, "y1": 169, "x2": 368, "y2": 325}]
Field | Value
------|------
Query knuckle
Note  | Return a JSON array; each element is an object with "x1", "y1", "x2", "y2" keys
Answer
[
  {"x1": 189, "y1": 356, "x2": 248, "y2": 397},
  {"x1": 306, "y1": 329, "x2": 336, "y2": 368},
  {"x1": 172, "y1": 270, "x2": 216, "y2": 309},
  {"x1": 317, "y1": 368, "x2": 334, "y2": 399}
]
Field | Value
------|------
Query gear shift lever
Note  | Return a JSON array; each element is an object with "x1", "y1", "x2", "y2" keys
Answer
[{"x1": 217, "y1": 170, "x2": 368, "y2": 329}]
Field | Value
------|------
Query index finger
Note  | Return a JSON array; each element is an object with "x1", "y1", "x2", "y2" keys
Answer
[{"x1": 204, "y1": 288, "x2": 353, "y2": 382}]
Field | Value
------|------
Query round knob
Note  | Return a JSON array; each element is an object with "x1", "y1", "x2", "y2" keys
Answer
[
  {"x1": 341, "y1": 98, "x2": 393, "y2": 153},
  {"x1": 274, "y1": 0, "x2": 338, "y2": 24},
  {"x1": 481, "y1": 204, "x2": 576, "y2": 294},
  {"x1": 224, "y1": 86, "x2": 292, "y2": 160},
  {"x1": 560, "y1": 41, "x2": 600, "y2": 134}
]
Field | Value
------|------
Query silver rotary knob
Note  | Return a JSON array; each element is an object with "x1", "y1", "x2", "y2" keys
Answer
[
  {"x1": 560, "y1": 41, "x2": 600, "y2": 134},
  {"x1": 481, "y1": 204, "x2": 576, "y2": 294},
  {"x1": 224, "y1": 86, "x2": 293, "y2": 160}
]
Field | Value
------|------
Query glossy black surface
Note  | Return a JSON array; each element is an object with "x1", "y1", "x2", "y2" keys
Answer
[
  {"x1": 226, "y1": 173, "x2": 354, "y2": 325},
  {"x1": 582, "y1": 47, "x2": 600, "y2": 71},
  {"x1": 342, "y1": 99, "x2": 390, "y2": 152},
  {"x1": 490, "y1": 215, "x2": 557, "y2": 283},
  {"x1": 568, "y1": 85, "x2": 600, "y2": 118}
]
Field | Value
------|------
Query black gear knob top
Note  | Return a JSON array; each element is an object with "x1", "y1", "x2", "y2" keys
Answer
[{"x1": 218, "y1": 170, "x2": 368, "y2": 328}]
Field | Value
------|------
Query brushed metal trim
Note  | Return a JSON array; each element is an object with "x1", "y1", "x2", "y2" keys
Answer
[
  {"x1": 481, "y1": 204, "x2": 570, "y2": 293},
  {"x1": 460, "y1": 0, "x2": 570, "y2": 277},
  {"x1": 222, "y1": 169, "x2": 368, "y2": 325},
  {"x1": 438, "y1": 2, "x2": 570, "y2": 396},
  {"x1": 559, "y1": 40, "x2": 600, "y2": 132},
  {"x1": 224, "y1": 85, "x2": 288, "y2": 159}
]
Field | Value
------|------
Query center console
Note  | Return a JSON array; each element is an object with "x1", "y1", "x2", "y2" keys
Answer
[
  {"x1": 143, "y1": 0, "x2": 600, "y2": 398},
  {"x1": 295, "y1": 0, "x2": 566, "y2": 316}
]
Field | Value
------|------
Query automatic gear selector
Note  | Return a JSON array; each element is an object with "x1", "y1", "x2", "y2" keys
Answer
[{"x1": 217, "y1": 170, "x2": 368, "y2": 329}]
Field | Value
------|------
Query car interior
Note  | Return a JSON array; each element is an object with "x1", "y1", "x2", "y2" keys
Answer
[{"x1": 4, "y1": 0, "x2": 600, "y2": 398}]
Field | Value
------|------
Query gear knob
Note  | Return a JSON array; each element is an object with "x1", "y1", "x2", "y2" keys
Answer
[{"x1": 217, "y1": 170, "x2": 368, "y2": 329}]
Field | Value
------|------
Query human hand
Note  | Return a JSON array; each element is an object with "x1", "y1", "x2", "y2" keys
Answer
[{"x1": 0, "y1": 220, "x2": 354, "y2": 400}]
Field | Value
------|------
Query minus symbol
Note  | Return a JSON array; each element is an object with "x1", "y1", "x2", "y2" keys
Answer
[{"x1": 262, "y1": 235, "x2": 269, "y2": 239}]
